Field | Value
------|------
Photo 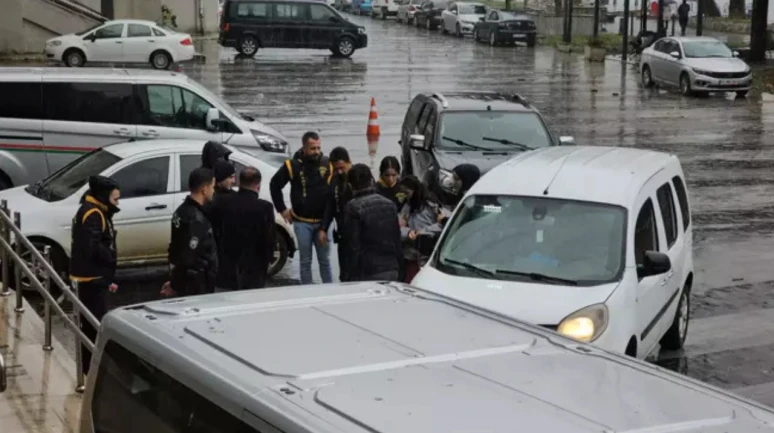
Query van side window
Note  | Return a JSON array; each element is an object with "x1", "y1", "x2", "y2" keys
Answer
[
  {"x1": 0, "y1": 82, "x2": 42, "y2": 119},
  {"x1": 92, "y1": 340, "x2": 261, "y2": 433},
  {"x1": 142, "y1": 85, "x2": 214, "y2": 130},
  {"x1": 273, "y1": 3, "x2": 305, "y2": 19},
  {"x1": 110, "y1": 156, "x2": 170, "y2": 199},
  {"x1": 672, "y1": 176, "x2": 690, "y2": 231},
  {"x1": 310, "y1": 4, "x2": 337, "y2": 21},
  {"x1": 634, "y1": 199, "x2": 659, "y2": 268},
  {"x1": 236, "y1": 2, "x2": 268, "y2": 18},
  {"x1": 656, "y1": 183, "x2": 678, "y2": 248},
  {"x1": 43, "y1": 82, "x2": 138, "y2": 125}
]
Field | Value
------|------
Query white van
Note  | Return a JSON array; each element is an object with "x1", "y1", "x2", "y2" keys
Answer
[
  {"x1": 412, "y1": 146, "x2": 694, "y2": 359},
  {"x1": 76, "y1": 282, "x2": 774, "y2": 433},
  {"x1": 0, "y1": 67, "x2": 290, "y2": 189}
]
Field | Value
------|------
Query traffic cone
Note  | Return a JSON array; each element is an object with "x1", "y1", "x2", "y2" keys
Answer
[
  {"x1": 368, "y1": 135, "x2": 378, "y2": 157},
  {"x1": 366, "y1": 97, "x2": 380, "y2": 138}
]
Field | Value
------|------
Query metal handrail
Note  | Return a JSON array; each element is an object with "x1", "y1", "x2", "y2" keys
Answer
[{"x1": 0, "y1": 199, "x2": 96, "y2": 392}]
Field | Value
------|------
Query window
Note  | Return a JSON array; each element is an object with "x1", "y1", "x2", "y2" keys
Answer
[
  {"x1": 127, "y1": 24, "x2": 152, "y2": 37},
  {"x1": 274, "y1": 3, "x2": 304, "y2": 19},
  {"x1": 143, "y1": 85, "x2": 213, "y2": 130},
  {"x1": 43, "y1": 82, "x2": 138, "y2": 125},
  {"x1": 0, "y1": 82, "x2": 42, "y2": 119},
  {"x1": 438, "y1": 111, "x2": 551, "y2": 150},
  {"x1": 656, "y1": 183, "x2": 678, "y2": 248},
  {"x1": 672, "y1": 176, "x2": 690, "y2": 230},
  {"x1": 110, "y1": 157, "x2": 170, "y2": 199},
  {"x1": 682, "y1": 40, "x2": 733, "y2": 58},
  {"x1": 35, "y1": 149, "x2": 122, "y2": 202},
  {"x1": 152, "y1": 27, "x2": 167, "y2": 37},
  {"x1": 92, "y1": 340, "x2": 260, "y2": 433},
  {"x1": 310, "y1": 4, "x2": 337, "y2": 21},
  {"x1": 634, "y1": 199, "x2": 659, "y2": 269},
  {"x1": 179, "y1": 155, "x2": 200, "y2": 192},
  {"x1": 653, "y1": 40, "x2": 666, "y2": 52},
  {"x1": 236, "y1": 2, "x2": 268, "y2": 18},
  {"x1": 94, "y1": 23, "x2": 124, "y2": 39}
]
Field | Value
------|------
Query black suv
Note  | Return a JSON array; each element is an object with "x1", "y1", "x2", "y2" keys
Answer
[
  {"x1": 400, "y1": 91, "x2": 574, "y2": 204},
  {"x1": 219, "y1": 0, "x2": 368, "y2": 58},
  {"x1": 473, "y1": 10, "x2": 537, "y2": 47}
]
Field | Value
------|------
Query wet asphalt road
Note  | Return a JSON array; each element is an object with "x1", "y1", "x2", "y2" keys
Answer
[{"x1": 25, "y1": 15, "x2": 774, "y2": 407}]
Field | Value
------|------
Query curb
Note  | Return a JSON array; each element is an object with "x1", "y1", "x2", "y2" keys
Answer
[{"x1": 0, "y1": 54, "x2": 47, "y2": 64}]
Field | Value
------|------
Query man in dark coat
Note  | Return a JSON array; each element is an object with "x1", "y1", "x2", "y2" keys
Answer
[
  {"x1": 344, "y1": 164, "x2": 403, "y2": 281},
  {"x1": 201, "y1": 140, "x2": 232, "y2": 169},
  {"x1": 210, "y1": 167, "x2": 275, "y2": 290},
  {"x1": 320, "y1": 147, "x2": 353, "y2": 281},
  {"x1": 70, "y1": 175, "x2": 120, "y2": 375}
]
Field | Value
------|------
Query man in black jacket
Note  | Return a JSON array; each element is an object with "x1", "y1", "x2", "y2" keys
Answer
[
  {"x1": 162, "y1": 167, "x2": 218, "y2": 297},
  {"x1": 320, "y1": 147, "x2": 353, "y2": 281},
  {"x1": 70, "y1": 175, "x2": 120, "y2": 375},
  {"x1": 270, "y1": 131, "x2": 334, "y2": 284},
  {"x1": 344, "y1": 164, "x2": 403, "y2": 281},
  {"x1": 210, "y1": 167, "x2": 275, "y2": 290}
]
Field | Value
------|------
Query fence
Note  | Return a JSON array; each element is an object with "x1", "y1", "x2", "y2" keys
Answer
[
  {"x1": 0, "y1": 199, "x2": 96, "y2": 393},
  {"x1": 524, "y1": 11, "x2": 598, "y2": 36}
]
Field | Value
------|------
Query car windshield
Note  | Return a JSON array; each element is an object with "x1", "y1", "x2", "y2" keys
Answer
[
  {"x1": 75, "y1": 23, "x2": 103, "y2": 36},
  {"x1": 434, "y1": 195, "x2": 627, "y2": 285},
  {"x1": 438, "y1": 111, "x2": 552, "y2": 151},
  {"x1": 682, "y1": 40, "x2": 733, "y2": 58},
  {"x1": 186, "y1": 78, "x2": 242, "y2": 119},
  {"x1": 459, "y1": 4, "x2": 486, "y2": 13},
  {"x1": 29, "y1": 149, "x2": 121, "y2": 202}
]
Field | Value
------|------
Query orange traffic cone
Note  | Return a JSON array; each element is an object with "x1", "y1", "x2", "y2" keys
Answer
[
  {"x1": 368, "y1": 134, "x2": 378, "y2": 157},
  {"x1": 366, "y1": 97, "x2": 380, "y2": 138}
]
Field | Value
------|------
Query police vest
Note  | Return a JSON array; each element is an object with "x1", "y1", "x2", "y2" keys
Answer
[{"x1": 284, "y1": 156, "x2": 334, "y2": 198}]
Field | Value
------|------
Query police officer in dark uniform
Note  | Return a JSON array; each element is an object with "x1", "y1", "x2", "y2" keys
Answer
[
  {"x1": 321, "y1": 147, "x2": 353, "y2": 281},
  {"x1": 70, "y1": 175, "x2": 120, "y2": 375},
  {"x1": 162, "y1": 167, "x2": 218, "y2": 297}
]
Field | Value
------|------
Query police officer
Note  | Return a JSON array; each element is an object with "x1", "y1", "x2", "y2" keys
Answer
[
  {"x1": 320, "y1": 147, "x2": 353, "y2": 281},
  {"x1": 162, "y1": 167, "x2": 218, "y2": 297},
  {"x1": 70, "y1": 175, "x2": 120, "y2": 376}
]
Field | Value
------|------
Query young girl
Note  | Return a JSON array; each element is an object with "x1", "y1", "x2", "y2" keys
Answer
[
  {"x1": 398, "y1": 175, "x2": 449, "y2": 283},
  {"x1": 376, "y1": 156, "x2": 404, "y2": 210}
]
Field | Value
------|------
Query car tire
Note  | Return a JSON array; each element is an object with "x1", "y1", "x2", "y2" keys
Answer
[
  {"x1": 456, "y1": 23, "x2": 462, "y2": 37},
  {"x1": 441, "y1": 21, "x2": 448, "y2": 33},
  {"x1": 680, "y1": 72, "x2": 693, "y2": 96},
  {"x1": 736, "y1": 90, "x2": 749, "y2": 98},
  {"x1": 659, "y1": 288, "x2": 690, "y2": 351},
  {"x1": 641, "y1": 65, "x2": 655, "y2": 88},
  {"x1": 63, "y1": 48, "x2": 86, "y2": 67},
  {"x1": 332, "y1": 35, "x2": 356, "y2": 58},
  {"x1": 268, "y1": 228, "x2": 289, "y2": 277},
  {"x1": 489, "y1": 30, "x2": 497, "y2": 46},
  {"x1": 150, "y1": 50, "x2": 172, "y2": 70},
  {"x1": 382, "y1": 7, "x2": 388, "y2": 19},
  {"x1": 238, "y1": 35, "x2": 259, "y2": 57}
]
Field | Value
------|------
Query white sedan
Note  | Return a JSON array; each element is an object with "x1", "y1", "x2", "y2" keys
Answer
[
  {"x1": 441, "y1": 2, "x2": 488, "y2": 37},
  {"x1": 45, "y1": 19, "x2": 196, "y2": 70},
  {"x1": 0, "y1": 139, "x2": 297, "y2": 290}
]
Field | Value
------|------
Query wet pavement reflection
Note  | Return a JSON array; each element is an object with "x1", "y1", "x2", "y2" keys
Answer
[{"x1": 29, "y1": 14, "x2": 774, "y2": 407}]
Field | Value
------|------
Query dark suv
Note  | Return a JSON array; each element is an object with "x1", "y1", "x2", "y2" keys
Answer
[
  {"x1": 219, "y1": 0, "x2": 368, "y2": 58},
  {"x1": 400, "y1": 91, "x2": 574, "y2": 204}
]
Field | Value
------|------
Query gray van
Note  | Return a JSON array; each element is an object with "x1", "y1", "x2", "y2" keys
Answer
[
  {"x1": 78, "y1": 282, "x2": 774, "y2": 432},
  {"x1": 0, "y1": 67, "x2": 290, "y2": 189}
]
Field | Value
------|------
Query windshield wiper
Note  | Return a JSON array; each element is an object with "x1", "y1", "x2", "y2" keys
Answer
[
  {"x1": 443, "y1": 258, "x2": 498, "y2": 278},
  {"x1": 441, "y1": 136, "x2": 494, "y2": 151},
  {"x1": 482, "y1": 137, "x2": 535, "y2": 151},
  {"x1": 494, "y1": 269, "x2": 578, "y2": 286}
]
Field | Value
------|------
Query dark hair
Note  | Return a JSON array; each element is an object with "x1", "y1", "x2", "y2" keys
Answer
[
  {"x1": 348, "y1": 163, "x2": 373, "y2": 191},
  {"x1": 302, "y1": 131, "x2": 320, "y2": 146},
  {"x1": 189, "y1": 167, "x2": 214, "y2": 192},
  {"x1": 379, "y1": 156, "x2": 401, "y2": 176},
  {"x1": 399, "y1": 175, "x2": 433, "y2": 212},
  {"x1": 239, "y1": 166, "x2": 262, "y2": 188},
  {"x1": 329, "y1": 146, "x2": 350, "y2": 163}
]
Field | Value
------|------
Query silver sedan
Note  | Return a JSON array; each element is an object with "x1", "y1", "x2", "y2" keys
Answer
[{"x1": 639, "y1": 36, "x2": 752, "y2": 98}]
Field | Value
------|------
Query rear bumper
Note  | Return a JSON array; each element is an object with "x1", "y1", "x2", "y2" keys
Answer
[
  {"x1": 495, "y1": 30, "x2": 536, "y2": 43},
  {"x1": 218, "y1": 33, "x2": 238, "y2": 47}
]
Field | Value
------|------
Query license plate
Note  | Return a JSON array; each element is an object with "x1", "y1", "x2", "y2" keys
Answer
[
  {"x1": 513, "y1": 34, "x2": 526, "y2": 38},
  {"x1": 719, "y1": 79, "x2": 739, "y2": 85}
]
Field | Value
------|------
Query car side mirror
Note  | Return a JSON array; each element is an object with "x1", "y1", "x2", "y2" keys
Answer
[
  {"x1": 0, "y1": 353, "x2": 7, "y2": 393},
  {"x1": 733, "y1": 50, "x2": 739, "y2": 57},
  {"x1": 416, "y1": 232, "x2": 440, "y2": 257},
  {"x1": 638, "y1": 251, "x2": 671, "y2": 279},
  {"x1": 205, "y1": 108, "x2": 221, "y2": 131},
  {"x1": 559, "y1": 136, "x2": 575, "y2": 146},
  {"x1": 408, "y1": 134, "x2": 426, "y2": 150},
  {"x1": 452, "y1": 10, "x2": 457, "y2": 14},
  {"x1": 669, "y1": 51, "x2": 680, "y2": 59}
]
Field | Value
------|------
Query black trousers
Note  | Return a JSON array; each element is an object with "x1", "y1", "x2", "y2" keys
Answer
[
  {"x1": 77, "y1": 279, "x2": 109, "y2": 375},
  {"x1": 338, "y1": 243, "x2": 350, "y2": 282}
]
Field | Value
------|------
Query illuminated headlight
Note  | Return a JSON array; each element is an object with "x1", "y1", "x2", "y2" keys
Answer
[
  {"x1": 358, "y1": 27, "x2": 366, "y2": 34},
  {"x1": 251, "y1": 130, "x2": 288, "y2": 153},
  {"x1": 48, "y1": 40, "x2": 62, "y2": 47},
  {"x1": 692, "y1": 68, "x2": 712, "y2": 76},
  {"x1": 556, "y1": 303, "x2": 608, "y2": 343},
  {"x1": 437, "y1": 168, "x2": 456, "y2": 192}
]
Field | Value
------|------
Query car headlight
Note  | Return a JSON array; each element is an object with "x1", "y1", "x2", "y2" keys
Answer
[
  {"x1": 692, "y1": 68, "x2": 712, "y2": 76},
  {"x1": 358, "y1": 27, "x2": 366, "y2": 34},
  {"x1": 437, "y1": 168, "x2": 456, "y2": 192},
  {"x1": 48, "y1": 40, "x2": 62, "y2": 47},
  {"x1": 251, "y1": 130, "x2": 288, "y2": 153},
  {"x1": 556, "y1": 303, "x2": 608, "y2": 343}
]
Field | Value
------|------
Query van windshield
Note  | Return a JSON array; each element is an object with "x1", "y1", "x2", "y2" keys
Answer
[
  {"x1": 28, "y1": 149, "x2": 121, "y2": 202},
  {"x1": 433, "y1": 195, "x2": 627, "y2": 286},
  {"x1": 186, "y1": 78, "x2": 242, "y2": 119}
]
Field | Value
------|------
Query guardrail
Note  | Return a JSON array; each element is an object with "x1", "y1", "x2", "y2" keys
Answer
[{"x1": 0, "y1": 199, "x2": 97, "y2": 393}]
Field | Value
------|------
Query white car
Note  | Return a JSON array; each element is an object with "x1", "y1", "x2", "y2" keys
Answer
[
  {"x1": 441, "y1": 1, "x2": 487, "y2": 36},
  {"x1": 45, "y1": 19, "x2": 196, "y2": 70},
  {"x1": 372, "y1": 0, "x2": 399, "y2": 18},
  {"x1": 395, "y1": 0, "x2": 424, "y2": 23},
  {"x1": 412, "y1": 146, "x2": 694, "y2": 360},
  {"x1": 0, "y1": 139, "x2": 297, "y2": 289}
]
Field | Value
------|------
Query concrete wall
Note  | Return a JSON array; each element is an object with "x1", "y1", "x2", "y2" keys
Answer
[
  {"x1": 526, "y1": 12, "x2": 597, "y2": 36},
  {"x1": 22, "y1": 19, "x2": 57, "y2": 53},
  {"x1": 114, "y1": 0, "x2": 162, "y2": 21},
  {"x1": 162, "y1": 0, "x2": 220, "y2": 34},
  {"x1": 0, "y1": 0, "x2": 24, "y2": 53},
  {"x1": 76, "y1": 0, "x2": 101, "y2": 12}
]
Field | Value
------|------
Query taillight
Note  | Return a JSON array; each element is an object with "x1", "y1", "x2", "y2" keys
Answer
[
  {"x1": 180, "y1": 37, "x2": 192, "y2": 45},
  {"x1": 409, "y1": 5, "x2": 415, "y2": 10},
  {"x1": 223, "y1": 22, "x2": 230, "y2": 32}
]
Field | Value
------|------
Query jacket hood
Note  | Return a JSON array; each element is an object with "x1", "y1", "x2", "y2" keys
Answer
[
  {"x1": 84, "y1": 176, "x2": 120, "y2": 215},
  {"x1": 452, "y1": 163, "x2": 481, "y2": 193},
  {"x1": 202, "y1": 141, "x2": 232, "y2": 169}
]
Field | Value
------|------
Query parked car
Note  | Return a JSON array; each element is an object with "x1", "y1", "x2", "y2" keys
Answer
[
  {"x1": 414, "y1": 0, "x2": 448, "y2": 29},
  {"x1": 45, "y1": 20, "x2": 195, "y2": 70},
  {"x1": 412, "y1": 145, "x2": 695, "y2": 360},
  {"x1": 396, "y1": 0, "x2": 424, "y2": 23},
  {"x1": 371, "y1": 0, "x2": 399, "y2": 18},
  {"x1": 334, "y1": 0, "x2": 352, "y2": 10},
  {"x1": 0, "y1": 140, "x2": 297, "y2": 289},
  {"x1": 640, "y1": 36, "x2": 751, "y2": 98},
  {"x1": 441, "y1": 2, "x2": 488, "y2": 36},
  {"x1": 399, "y1": 91, "x2": 574, "y2": 206},
  {"x1": 473, "y1": 10, "x2": 537, "y2": 47},
  {"x1": 351, "y1": 0, "x2": 373, "y2": 14},
  {"x1": 219, "y1": 0, "x2": 368, "y2": 58}
]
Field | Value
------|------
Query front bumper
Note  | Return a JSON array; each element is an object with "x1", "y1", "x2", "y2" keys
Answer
[
  {"x1": 689, "y1": 72, "x2": 753, "y2": 92},
  {"x1": 458, "y1": 22, "x2": 477, "y2": 33},
  {"x1": 44, "y1": 46, "x2": 64, "y2": 61}
]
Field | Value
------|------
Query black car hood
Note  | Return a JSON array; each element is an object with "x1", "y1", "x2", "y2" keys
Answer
[{"x1": 434, "y1": 150, "x2": 515, "y2": 174}]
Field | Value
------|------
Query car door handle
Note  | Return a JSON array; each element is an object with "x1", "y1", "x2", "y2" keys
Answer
[
  {"x1": 113, "y1": 128, "x2": 132, "y2": 135},
  {"x1": 141, "y1": 130, "x2": 159, "y2": 137},
  {"x1": 115, "y1": 41, "x2": 123, "y2": 44},
  {"x1": 148, "y1": 39, "x2": 156, "y2": 42},
  {"x1": 145, "y1": 204, "x2": 167, "y2": 210},
  {"x1": 660, "y1": 270, "x2": 674, "y2": 286}
]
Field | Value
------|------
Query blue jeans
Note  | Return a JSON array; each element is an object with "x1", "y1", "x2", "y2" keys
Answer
[{"x1": 293, "y1": 221, "x2": 332, "y2": 284}]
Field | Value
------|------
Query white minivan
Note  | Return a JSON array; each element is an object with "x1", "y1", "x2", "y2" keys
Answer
[
  {"x1": 0, "y1": 67, "x2": 290, "y2": 189},
  {"x1": 412, "y1": 146, "x2": 694, "y2": 359}
]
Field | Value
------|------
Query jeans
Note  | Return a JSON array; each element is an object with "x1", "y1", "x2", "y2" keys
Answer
[{"x1": 293, "y1": 221, "x2": 332, "y2": 284}]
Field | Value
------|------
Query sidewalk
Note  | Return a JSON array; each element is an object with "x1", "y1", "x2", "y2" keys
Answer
[{"x1": 0, "y1": 293, "x2": 80, "y2": 433}]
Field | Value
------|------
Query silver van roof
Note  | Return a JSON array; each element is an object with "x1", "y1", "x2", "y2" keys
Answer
[
  {"x1": 0, "y1": 67, "x2": 189, "y2": 83},
  {"x1": 104, "y1": 282, "x2": 774, "y2": 433}
]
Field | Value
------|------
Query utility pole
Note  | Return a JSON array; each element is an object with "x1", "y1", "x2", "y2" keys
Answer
[
  {"x1": 657, "y1": 0, "x2": 664, "y2": 34},
  {"x1": 696, "y1": 0, "x2": 704, "y2": 35},
  {"x1": 563, "y1": 0, "x2": 574, "y2": 43},
  {"x1": 622, "y1": 0, "x2": 630, "y2": 62},
  {"x1": 593, "y1": 0, "x2": 600, "y2": 39},
  {"x1": 749, "y1": 0, "x2": 769, "y2": 61}
]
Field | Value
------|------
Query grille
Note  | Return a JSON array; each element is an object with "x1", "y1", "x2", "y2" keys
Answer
[
  {"x1": 703, "y1": 71, "x2": 749, "y2": 79},
  {"x1": 507, "y1": 21, "x2": 535, "y2": 30}
]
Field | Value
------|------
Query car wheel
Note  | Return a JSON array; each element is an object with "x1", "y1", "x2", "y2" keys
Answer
[
  {"x1": 238, "y1": 35, "x2": 259, "y2": 57},
  {"x1": 641, "y1": 65, "x2": 655, "y2": 88},
  {"x1": 17, "y1": 240, "x2": 68, "y2": 296},
  {"x1": 150, "y1": 50, "x2": 172, "y2": 70},
  {"x1": 415, "y1": 16, "x2": 420, "y2": 26},
  {"x1": 268, "y1": 228, "x2": 289, "y2": 277},
  {"x1": 382, "y1": 7, "x2": 388, "y2": 19},
  {"x1": 659, "y1": 288, "x2": 690, "y2": 350},
  {"x1": 456, "y1": 23, "x2": 462, "y2": 37},
  {"x1": 489, "y1": 30, "x2": 497, "y2": 46},
  {"x1": 736, "y1": 90, "x2": 749, "y2": 98},
  {"x1": 63, "y1": 48, "x2": 86, "y2": 67},
  {"x1": 407, "y1": 16, "x2": 414, "y2": 24},
  {"x1": 333, "y1": 36, "x2": 356, "y2": 58},
  {"x1": 680, "y1": 72, "x2": 693, "y2": 96}
]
